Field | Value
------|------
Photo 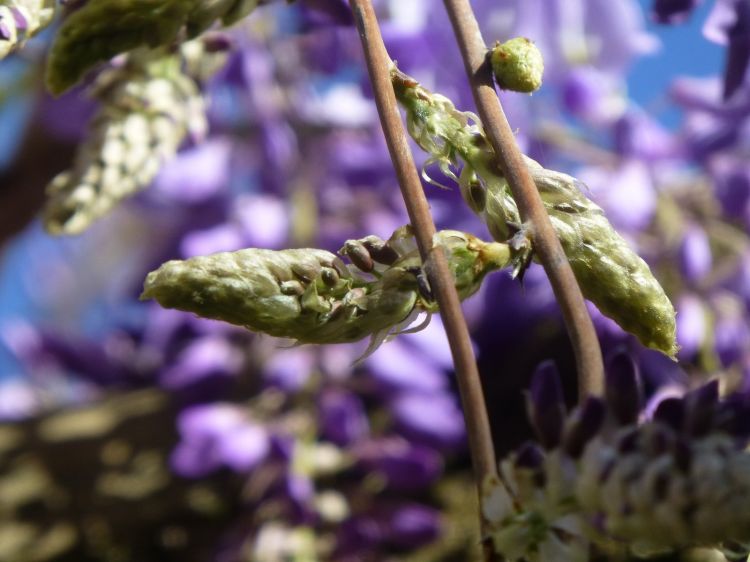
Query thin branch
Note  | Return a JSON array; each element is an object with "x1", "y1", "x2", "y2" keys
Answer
[
  {"x1": 348, "y1": 0, "x2": 498, "y2": 547},
  {"x1": 442, "y1": 0, "x2": 604, "y2": 401}
]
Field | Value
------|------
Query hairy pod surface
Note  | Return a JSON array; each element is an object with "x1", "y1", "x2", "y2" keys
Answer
[
  {"x1": 43, "y1": 44, "x2": 211, "y2": 235},
  {"x1": 45, "y1": 0, "x2": 266, "y2": 94},
  {"x1": 142, "y1": 229, "x2": 513, "y2": 348},
  {"x1": 392, "y1": 67, "x2": 678, "y2": 358}
]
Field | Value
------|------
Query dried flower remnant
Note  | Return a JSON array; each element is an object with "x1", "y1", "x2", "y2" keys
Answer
[
  {"x1": 482, "y1": 355, "x2": 750, "y2": 561},
  {"x1": 392, "y1": 67, "x2": 678, "y2": 358},
  {"x1": 0, "y1": 0, "x2": 56, "y2": 60},
  {"x1": 490, "y1": 37, "x2": 544, "y2": 94},
  {"x1": 141, "y1": 227, "x2": 514, "y2": 350},
  {"x1": 43, "y1": 44, "x2": 210, "y2": 235}
]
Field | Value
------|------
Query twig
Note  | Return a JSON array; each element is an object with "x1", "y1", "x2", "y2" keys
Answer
[
  {"x1": 442, "y1": 0, "x2": 604, "y2": 401},
  {"x1": 348, "y1": 0, "x2": 498, "y2": 550}
]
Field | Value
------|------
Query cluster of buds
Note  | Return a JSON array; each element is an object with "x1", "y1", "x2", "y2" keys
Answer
[
  {"x1": 45, "y1": 0, "x2": 272, "y2": 94},
  {"x1": 0, "y1": 0, "x2": 56, "y2": 60},
  {"x1": 482, "y1": 355, "x2": 750, "y2": 561},
  {"x1": 141, "y1": 227, "x2": 515, "y2": 352},
  {"x1": 43, "y1": 42, "x2": 212, "y2": 235},
  {"x1": 391, "y1": 66, "x2": 678, "y2": 358}
]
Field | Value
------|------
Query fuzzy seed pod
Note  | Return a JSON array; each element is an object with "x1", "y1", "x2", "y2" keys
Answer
[
  {"x1": 142, "y1": 228, "x2": 513, "y2": 349},
  {"x1": 0, "y1": 0, "x2": 56, "y2": 60},
  {"x1": 43, "y1": 45, "x2": 208, "y2": 235},
  {"x1": 490, "y1": 37, "x2": 544, "y2": 94},
  {"x1": 45, "y1": 0, "x2": 270, "y2": 94},
  {"x1": 392, "y1": 67, "x2": 678, "y2": 358}
]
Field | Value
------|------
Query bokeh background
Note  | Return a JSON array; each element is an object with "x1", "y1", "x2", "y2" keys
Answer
[{"x1": 0, "y1": 0, "x2": 746, "y2": 560}]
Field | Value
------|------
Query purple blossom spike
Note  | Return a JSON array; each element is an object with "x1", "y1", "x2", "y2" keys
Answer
[
  {"x1": 605, "y1": 351, "x2": 642, "y2": 425},
  {"x1": 527, "y1": 361, "x2": 566, "y2": 449},
  {"x1": 390, "y1": 391, "x2": 466, "y2": 450},
  {"x1": 9, "y1": 8, "x2": 27, "y2": 32},
  {"x1": 171, "y1": 404, "x2": 270, "y2": 477},
  {"x1": 652, "y1": 397, "x2": 686, "y2": 431},
  {"x1": 715, "y1": 392, "x2": 750, "y2": 439},
  {"x1": 385, "y1": 504, "x2": 442, "y2": 548},
  {"x1": 652, "y1": 0, "x2": 702, "y2": 24},
  {"x1": 676, "y1": 294, "x2": 708, "y2": 360},
  {"x1": 355, "y1": 439, "x2": 443, "y2": 491},
  {"x1": 684, "y1": 380, "x2": 719, "y2": 436},
  {"x1": 0, "y1": 20, "x2": 12, "y2": 41},
  {"x1": 514, "y1": 441, "x2": 545, "y2": 468},
  {"x1": 563, "y1": 397, "x2": 606, "y2": 457},
  {"x1": 704, "y1": 0, "x2": 750, "y2": 100},
  {"x1": 678, "y1": 224, "x2": 712, "y2": 283},
  {"x1": 319, "y1": 389, "x2": 369, "y2": 447}
]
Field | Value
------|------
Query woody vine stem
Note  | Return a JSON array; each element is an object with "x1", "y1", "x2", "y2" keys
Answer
[
  {"x1": 442, "y1": 0, "x2": 605, "y2": 402},
  {"x1": 348, "y1": 0, "x2": 499, "y2": 554}
]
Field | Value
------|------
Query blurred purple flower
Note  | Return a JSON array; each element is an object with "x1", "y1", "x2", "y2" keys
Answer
[
  {"x1": 354, "y1": 437, "x2": 443, "y2": 491},
  {"x1": 577, "y1": 161, "x2": 657, "y2": 231},
  {"x1": 560, "y1": 66, "x2": 628, "y2": 125},
  {"x1": 613, "y1": 107, "x2": 681, "y2": 161},
  {"x1": 704, "y1": 0, "x2": 750, "y2": 100},
  {"x1": 676, "y1": 294, "x2": 708, "y2": 360},
  {"x1": 171, "y1": 403, "x2": 270, "y2": 477},
  {"x1": 390, "y1": 391, "x2": 466, "y2": 449},
  {"x1": 365, "y1": 338, "x2": 447, "y2": 393},
  {"x1": 678, "y1": 224, "x2": 713, "y2": 283},
  {"x1": 712, "y1": 295, "x2": 750, "y2": 367},
  {"x1": 152, "y1": 139, "x2": 232, "y2": 204},
  {"x1": 263, "y1": 347, "x2": 315, "y2": 392},
  {"x1": 319, "y1": 388, "x2": 369, "y2": 446},
  {"x1": 298, "y1": 0, "x2": 351, "y2": 27},
  {"x1": 483, "y1": 0, "x2": 657, "y2": 81},
  {"x1": 159, "y1": 336, "x2": 243, "y2": 390},
  {"x1": 336, "y1": 503, "x2": 441, "y2": 554},
  {"x1": 652, "y1": 0, "x2": 702, "y2": 24},
  {"x1": 710, "y1": 155, "x2": 750, "y2": 222}
]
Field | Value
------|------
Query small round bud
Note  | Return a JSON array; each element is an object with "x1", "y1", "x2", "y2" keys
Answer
[{"x1": 490, "y1": 37, "x2": 544, "y2": 94}]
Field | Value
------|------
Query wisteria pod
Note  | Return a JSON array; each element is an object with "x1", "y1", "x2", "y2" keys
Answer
[
  {"x1": 142, "y1": 228, "x2": 513, "y2": 348},
  {"x1": 43, "y1": 44, "x2": 212, "y2": 235},
  {"x1": 392, "y1": 67, "x2": 678, "y2": 358}
]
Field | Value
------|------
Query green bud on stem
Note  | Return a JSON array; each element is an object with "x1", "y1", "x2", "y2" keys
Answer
[
  {"x1": 490, "y1": 37, "x2": 544, "y2": 94},
  {"x1": 391, "y1": 67, "x2": 678, "y2": 358}
]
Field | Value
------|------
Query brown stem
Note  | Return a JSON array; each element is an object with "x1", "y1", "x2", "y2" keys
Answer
[
  {"x1": 349, "y1": 0, "x2": 498, "y2": 548},
  {"x1": 442, "y1": 0, "x2": 604, "y2": 401}
]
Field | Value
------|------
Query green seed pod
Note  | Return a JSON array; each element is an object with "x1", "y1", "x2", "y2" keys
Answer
[
  {"x1": 0, "y1": 0, "x2": 56, "y2": 61},
  {"x1": 429, "y1": 230, "x2": 511, "y2": 307},
  {"x1": 45, "y1": 0, "x2": 268, "y2": 95},
  {"x1": 43, "y1": 45, "x2": 207, "y2": 235},
  {"x1": 142, "y1": 228, "x2": 514, "y2": 348},
  {"x1": 522, "y1": 158, "x2": 678, "y2": 357},
  {"x1": 392, "y1": 68, "x2": 677, "y2": 358},
  {"x1": 490, "y1": 37, "x2": 544, "y2": 94}
]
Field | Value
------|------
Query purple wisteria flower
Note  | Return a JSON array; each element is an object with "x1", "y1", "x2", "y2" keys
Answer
[{"x1": 483, "y1": 352, "x2": 750, "y2": 560}]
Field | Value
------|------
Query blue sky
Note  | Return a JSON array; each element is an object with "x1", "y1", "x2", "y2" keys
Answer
[{"x1": 630, "y1": 0, "x2": 723, "y2": 125}]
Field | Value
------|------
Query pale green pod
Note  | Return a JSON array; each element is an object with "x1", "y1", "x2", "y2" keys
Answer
[
  {"x1": 392, "y1": 68, "x2": 678, "y2": 357},
  {"x1": 521, "y1": 158, "x2": 678, "y2": 357},
  {"x1": 142, "y1": 248, "x2": 351, "y2": 340},
  {"x1": 45, "y1": 0, "x2": 267, "y2": 95},
  {"x1": 0, "y1": 0, "x2": 56, "y2": 60},
  {"x1": 429, "y1": 230, "x2": 511, "y2": 307},
  {"x1": 142, "y1": 229, "x2": 514, "y2": 347},
  {"x1": 43, "y1": 45, "x2": 207, "y2": 235}
]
